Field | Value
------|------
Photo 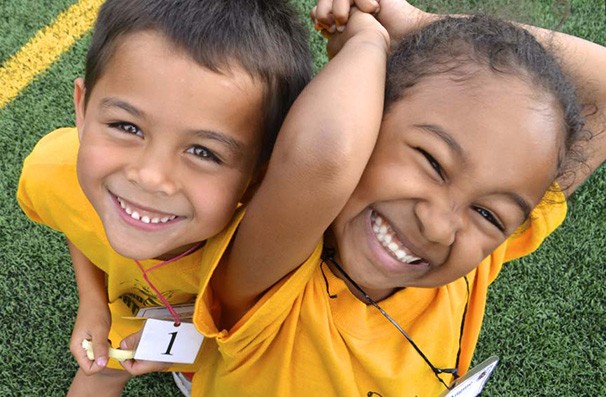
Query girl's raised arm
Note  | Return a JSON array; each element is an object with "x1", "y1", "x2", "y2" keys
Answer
[{"x1": 211, "y1": 10, "x2": 389, "y2": 327}]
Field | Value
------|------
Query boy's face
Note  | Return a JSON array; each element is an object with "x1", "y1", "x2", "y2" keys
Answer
[
  {"x1": 74, "y1": 31, "x2": 265, "y2": 260},
  {"x1": 330, "y1": 71, "x2": 562, "y2": 299}
]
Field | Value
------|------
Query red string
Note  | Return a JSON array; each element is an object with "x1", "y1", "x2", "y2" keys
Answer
[{"x1": 134, "y1": 242, "x2": 203, "y2": 326}]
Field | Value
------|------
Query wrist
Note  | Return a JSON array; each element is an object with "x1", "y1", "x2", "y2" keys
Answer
[{"x1": 349, "y1": 27, "x2": 390, "y2": 53}]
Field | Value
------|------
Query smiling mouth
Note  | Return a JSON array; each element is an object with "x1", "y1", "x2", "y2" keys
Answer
[
  {"x1": 116, "y1": 196, "x2": 178, "y2": 225},
  {"x1": 371, "y1": 211, "x2": 424, "y2": 265}
]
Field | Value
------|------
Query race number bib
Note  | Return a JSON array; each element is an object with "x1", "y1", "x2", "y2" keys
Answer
[
  {"x1": 134, "y1": 318, "x2": 204, "y2": 364},
  {"x1": 439, "y1": 356, "x2": 499, "y2": 397}
]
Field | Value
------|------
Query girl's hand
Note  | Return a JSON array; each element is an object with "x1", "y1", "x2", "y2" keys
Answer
[
  {"x1": 312, "y1": 0, "x2": 433, "y2": 42},
  {"x1": 315, "y1": 7, "x2": 389, "y2": 59},
  {"x1": 312, "y1": 0, "x2": 380, "y2": 35},
  {"x1": 69, "y1": 301, "x2": 111, "y2": 375},
  {"x1": 119, "y1": 330, "x2": 172, "y2": 375}
]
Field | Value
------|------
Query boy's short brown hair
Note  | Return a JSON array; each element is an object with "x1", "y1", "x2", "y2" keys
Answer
[{"x1": 85, "y1": 0, "x2": 313, "y2": 165}]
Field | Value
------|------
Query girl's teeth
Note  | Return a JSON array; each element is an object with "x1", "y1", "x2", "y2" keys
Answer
[
  {"x1": 371, "y1": 212, "x2": 421, "y2": 264},
  {"x1": 131, "y1": 211, "x2": 141, "y2": 220}
]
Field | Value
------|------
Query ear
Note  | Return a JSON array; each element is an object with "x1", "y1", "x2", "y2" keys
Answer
[
  {"x1": 240, "y1": 165, "x2": 268, "y2": 204},
  {"x1": 73, "y1": 78, "x2": 87, "y2": 139}
]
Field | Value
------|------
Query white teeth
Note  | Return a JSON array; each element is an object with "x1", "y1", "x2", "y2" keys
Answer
[
  {"x1": 371, "y1": 212, "x2": 422, "y2": 264},
  {"x1": 116, "y1": 197, "x2": 176, "y2": 224}
]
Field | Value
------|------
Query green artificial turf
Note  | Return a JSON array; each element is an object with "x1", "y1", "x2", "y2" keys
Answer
[{"x1": 0, "y1": 0, "x2": 604, "y2": 395}]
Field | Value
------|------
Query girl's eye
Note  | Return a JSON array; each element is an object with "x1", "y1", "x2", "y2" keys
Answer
[
  {"x1": 418, "y1": 148, "x2": 445, "y2": 180},
  {"x1": 109, "y1": 122, "x2": 143, "y2": 137},
  {"x1": 473, "y1": 206, "x2": 505, "y2": 232},
  {"x1": 186, "y1": 145, "x2": 223, "y2": 164}
]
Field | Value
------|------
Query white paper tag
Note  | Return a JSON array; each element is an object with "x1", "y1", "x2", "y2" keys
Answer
[
  {"x1": 439, "y1": 356, "x2": 499, "y2": 397},
  {"x1": 134, "y1": 319, "x2": 204, "y2": 364},
  {"x1": 135, "y1": 303, "x2": 195, "y2": 322}
]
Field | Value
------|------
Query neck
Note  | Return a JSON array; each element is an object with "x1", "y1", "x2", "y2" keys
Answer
[{"x1": 153, "y1": 241, "x2": 204, "y2": 261}]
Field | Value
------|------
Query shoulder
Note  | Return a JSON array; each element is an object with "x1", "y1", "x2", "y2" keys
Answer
[
  {"x1": 17, "y1": 127, "x2": 86, "y2": 228},
  {"x1": 24, "y1": 127, "x2": 79, "y2": 167}
]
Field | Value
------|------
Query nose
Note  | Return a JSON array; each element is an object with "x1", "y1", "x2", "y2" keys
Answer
[
  {"x1": 414, "y1": 198, "x2": 465, "y2": 246},
  {"x1": 125, "y1": 149, "x2": 178, "y2": 195}
]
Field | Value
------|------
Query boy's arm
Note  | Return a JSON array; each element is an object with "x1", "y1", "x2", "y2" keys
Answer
[
  {"x1": 315, "y1": 0, "x2": 606, "y2": 197},
  {"x1": 67, "y1": 239, "x2": 112, "y2": 373},
  {"x1": 211, "y1": 11, "x2": 389, "y2": 328}
]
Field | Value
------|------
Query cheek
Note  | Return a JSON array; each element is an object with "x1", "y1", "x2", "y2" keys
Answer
[{"x1": 188, "y1": 173, "x2": 250, "y2": 219}]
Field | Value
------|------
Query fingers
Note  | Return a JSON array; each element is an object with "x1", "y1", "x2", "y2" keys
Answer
[
  {"x1": 332, "y1": 0, "x2": 353, "y2": 31},
  {"x1": 120, "y1": 329, "x2": 142, "y2": 352},
  {"x1": 70, "y1": 337, "x2": 108, "y2": 375},
  {"x1": 312, "y1": 6, "x2": 336, "y2": 35},
  {"x1": 121, "y1": 358, "x2": 172, "y2": 376},
  {"x1": 353, "y1": 0, "x2": 381, "y2": 14},
  {"x1": 118, "y1": 330, "x2": 172, "y2": 375},
  {"x1": 70, "y1": 329, "x2": 110, "y2": 375},
  {"x1": 91, "y1": 337, "x2": 110, "y2": 368}
]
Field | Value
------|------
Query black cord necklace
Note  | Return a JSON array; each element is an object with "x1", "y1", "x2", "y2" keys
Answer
[{"x1": 322, "y1": 248, "x2": 470, "y2": 391}]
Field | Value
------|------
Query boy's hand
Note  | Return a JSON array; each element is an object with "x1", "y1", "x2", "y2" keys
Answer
[
  {"x1": 70, "y1": 301, "x2": 111, "y2": 375},
  {"x1": 313, "y1": 0, "x2": 432, "y2": 42},
  {"x1": 119, "y1": 330, "x2": 172, "y2": 375}
]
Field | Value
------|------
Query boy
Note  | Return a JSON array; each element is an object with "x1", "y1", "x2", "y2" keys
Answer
[
  {"x1": 16, "y1": 0, "x2": 312, "y2": 395},
  {"x1": 184, "y1": 3, "x2": 606, "y2": 397}
]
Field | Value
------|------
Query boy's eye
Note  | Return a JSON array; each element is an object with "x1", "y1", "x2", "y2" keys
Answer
[
  {"x1": 473, "y1": 206, "x2": 505, "y2": 232},
  {"x1": 109, "y1": 122, "x2": 143, "y2": 137},
  {"x1": 418, "y1": 148, "x2": 445, "y2": 181},
  {"x1": 186, "y1": 145, "x2": 223, "y2": 164}
]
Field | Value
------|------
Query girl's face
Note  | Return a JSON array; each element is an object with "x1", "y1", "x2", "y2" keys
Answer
[{"x1": 330, "y1": 71, "x2": 563, "y2": 300}]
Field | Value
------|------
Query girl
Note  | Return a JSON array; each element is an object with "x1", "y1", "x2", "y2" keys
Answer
[{"x1": 187, "y1": 4, "x2": 605, "y2": 396}]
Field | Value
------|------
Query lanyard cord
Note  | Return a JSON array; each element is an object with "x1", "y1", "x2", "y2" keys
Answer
[
  {"x1": 134, "y1": 242, "x2": 204, "y2": 326},
  {"x1": 322, "y1": 248, "x2": 469, "y2": 391}
]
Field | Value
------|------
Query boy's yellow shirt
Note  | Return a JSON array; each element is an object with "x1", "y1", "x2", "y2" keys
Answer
[
  {"x1": 192, "y1": 182, "x2": 566, "y2": 396},
  {"x1": 17, "y1": 127, "x2": 204, "y2": 372}
]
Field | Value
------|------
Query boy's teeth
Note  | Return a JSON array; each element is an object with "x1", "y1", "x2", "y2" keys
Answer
[
  {"x1": 116, "y1": 197, "x2": 176, "y2": 224},
  {"x1": 371, "y1": 212, "x2": 421, "y2": 264}
]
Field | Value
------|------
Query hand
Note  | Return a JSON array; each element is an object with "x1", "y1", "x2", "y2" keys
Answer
[
  {"x1": 312, "y1": 0, "x2": 433, "y2": 42},
  {"x1": 119, "y1": 330, "x2": 172, "y2": 375},
  {"x1": 70, "y1": 301, "x2": 111, "y2": 375},
  {"x1": 313, "y1": 7, "x2": 389, "y2": 59},
  {"x1": 312, "y1": 0, "x2": 381, "y2": 35}
]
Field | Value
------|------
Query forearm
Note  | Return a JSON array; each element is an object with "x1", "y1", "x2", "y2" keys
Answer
[
  {"x1": 213, "y1": 16, "x2": 390, "y2": 324},
  {"x1": 67, "y1": 239, "x2": 108, "y2": 307}
]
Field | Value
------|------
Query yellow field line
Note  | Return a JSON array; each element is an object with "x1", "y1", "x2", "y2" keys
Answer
[{"x1": 0, "y1": 0, "x2": 104, "y2": 109}]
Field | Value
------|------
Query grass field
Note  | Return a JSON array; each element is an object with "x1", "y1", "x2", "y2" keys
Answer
[{"x1": 0, "y1": 0, "x2": 604, "y2": 396}]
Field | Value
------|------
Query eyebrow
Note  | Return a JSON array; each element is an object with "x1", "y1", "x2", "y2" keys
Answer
[
  {"x1": 415, "y1": 123, "x2": 532, "y2": 220},
  {"x1": 504, "y1": 192, "x2": 533, "y2": 221},
  {"x1": 414, "y1": 124, "x2": 464, "y2": 158},
  {"x1": 193, "y1": 129, "x2": 244, "y2": 155},
  {"x1": 101, "y1": 97, "x2": 144, "y2": 118},
  {"x1": 100, "y1": 97, "x2": 244, "y2": 155}
]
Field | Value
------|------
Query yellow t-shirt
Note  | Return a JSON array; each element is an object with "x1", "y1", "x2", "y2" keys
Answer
[
  {"x1": 17, "y1": 127, "x2": 205, "y2": 371},
  {"x1": 192, "y1": 190, "x2": 566, "y2": 396}
]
